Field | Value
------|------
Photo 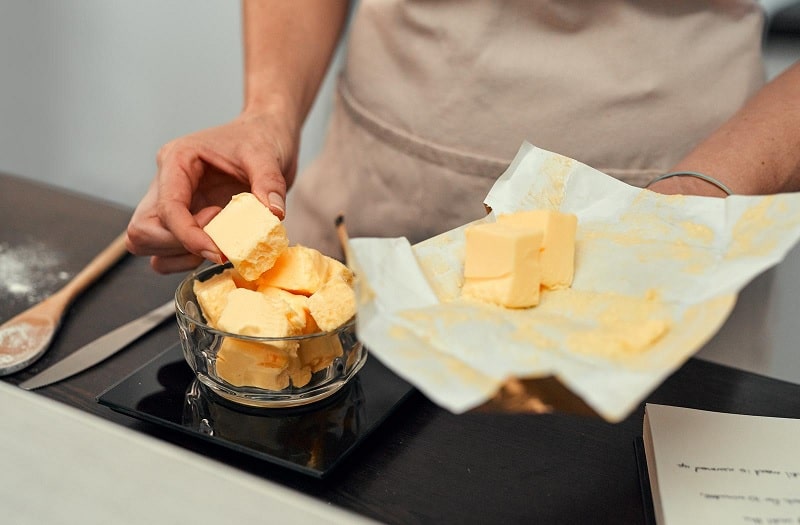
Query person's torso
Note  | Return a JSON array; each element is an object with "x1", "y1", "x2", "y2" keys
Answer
[{"x1": 341, "y1": 0, "x2": 766, "y2": 183}]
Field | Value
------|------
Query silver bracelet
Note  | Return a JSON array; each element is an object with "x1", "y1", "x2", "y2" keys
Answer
[{"x1": 646, "y1": 171, "x2": 733, "y2": 196}]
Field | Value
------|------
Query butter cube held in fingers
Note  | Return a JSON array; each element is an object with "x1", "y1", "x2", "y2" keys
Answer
[
  {"x1": 203, "y1": 192, "x2": 289, "y2": 281},
  {"x1": 497, "y1": 209, "x2": 578, "y2": 290},
  {"x1": 461, "y1": 221, "x2": 543, "y2": 308}
]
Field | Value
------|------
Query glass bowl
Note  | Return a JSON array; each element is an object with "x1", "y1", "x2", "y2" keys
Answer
[{"x1": 175, "y1": 263, "x2": 367, "y2": 408}]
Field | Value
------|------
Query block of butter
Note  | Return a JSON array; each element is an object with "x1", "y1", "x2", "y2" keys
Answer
[
  {"x1": 324, "y1": 256, "x2": 354, "y2": 286},
  {"x1": 307, "y1": 278, "x2": 357, "y2": 332},
  {"x1": 216, "y1": 288, "x2": 305, "y2": 349},
  {"x1": 461, "y1": 221, "x2": 544, "y2": 308},
  {"x1": 256, "y1": 284, "x2": 314, "y2": 334},
  {"x1": 298, "y1": 334, "x2": 344, "y2": 373},
  {"x1": 203, "y1": 193, "x2": 289, "y2": 281},
  {"x1": 193, "y1": 269, "x2": 238, "y2": 327},
  {"x1": 215, "y1": 338, "x2": 291, "y2": 390},
  {"x1": 286, "y1": 358, "x2": 313, "y2": 388},
  {"x1": 257, "y1": 245, "x2": 346, "y2": 296},
  {"x1": 193, "y1": 213, "x2": 359, "y2": 391},
  {"x1": 497, "y1": 209, "x2": 578, "y2": 290}
]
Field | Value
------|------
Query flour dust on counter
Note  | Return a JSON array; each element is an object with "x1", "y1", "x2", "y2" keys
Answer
[{"x1": 0, "y1": 240, "x2": 70, "y2": 306}]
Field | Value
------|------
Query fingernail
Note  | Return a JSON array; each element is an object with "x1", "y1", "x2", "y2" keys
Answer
[
  {"x1": 268, "y1": 192, "x2": 285, "y2": 219},
  {"x1": 201, "y1": 250, "x2": 222, "y2": 264}
]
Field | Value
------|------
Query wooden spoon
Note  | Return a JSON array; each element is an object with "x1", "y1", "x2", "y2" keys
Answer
[{"x1": 0, "y1": 232, "x2": 129, "y2": 376}]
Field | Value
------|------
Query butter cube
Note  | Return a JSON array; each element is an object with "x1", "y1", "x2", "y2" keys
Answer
[
  {"x1": 286, "y1": 355, "x2": 313, "y2": 388},
  {"x1": 461, "y1": 222, "x2": 543, "y2": 308},
  {"x1": 242, "y1": 364, "x2": 291, "y2": 391},
  {"x1": 203, "y1": 193, "x2": 289, "y2": 281},
  {"x1": 497, "y1": 210, "x2": 577, "y2": 290},
  {"x1": 298, "y1": 333, "x2": 344, "y2": 373},
  {"x1": 324, "y1": 256, "x2": 354, "y2": 286},
  {"x1": 216, "y1": 288, "x2": 304, "y2": 349},
  {"x1": 256, "y1": 245, "x2": 330, "y2": 296},
  {"x1": 215, "y1": 337, "x2": 291, "y2": 390},
  {"x1": 257, "y1": 285, "x2": 313, "y2": 333},
  {"x1": 192, "y1": 269, "x2": 237, "y2": 327},
  {"x1": 308, "y1": 278, "x2": 357, "y2": 332},
  {"x1": 293, "y1": 308, "x2": 344, "y2": 376},
  {"x1": 229, "y1": 267, "x2": 258, "y2": 290}
]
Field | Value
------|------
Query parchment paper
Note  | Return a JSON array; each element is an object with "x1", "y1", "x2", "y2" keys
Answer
[{"x1": 347, "y1": 143, "x2": 800, "y2": 422}]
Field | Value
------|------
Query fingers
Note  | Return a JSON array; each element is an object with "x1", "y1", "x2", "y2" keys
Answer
[
  {"x1": 149, "y1": 253, "x2": 206, "y2": 275},
  {"x1": 126, "y1": 180, "x2": 184, "y2": 258},
  {"x1": 129, "y1": 117, "x2": 298, "y2": 275},
  {"x1": 156, "y1": 148, "x2": 224, "y2": 263},
  {"x1": 158, "y1": 195, "x2": 222, "y2": 262},
  {"x1": 127, "y1": 199, "x2": 221, "y2": 274},
  {"x1": 244, "y1": 148, "x2": 289, "y2": 220},
  {"x1": 127, "y1": 165, "x2": 220, "y2": 274}
]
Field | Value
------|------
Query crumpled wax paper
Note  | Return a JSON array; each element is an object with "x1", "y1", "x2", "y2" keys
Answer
[{"x1": 347, "y1": 142, "x2": 800, "y2": 422}]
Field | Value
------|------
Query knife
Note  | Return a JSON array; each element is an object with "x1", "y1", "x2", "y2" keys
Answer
[{"x1": 18, "y1": 300, "x2": 176, "y2": 390}]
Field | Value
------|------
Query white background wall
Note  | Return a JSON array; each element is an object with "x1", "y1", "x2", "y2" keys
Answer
[
  {"x1": 0, "y1": 1, "x2": 341, "y2": 208},
  {"x1": 0, "y1": 1, "x2": 795, "y2": 209},
  {"x1": 1, "y1": 1, "x2": 799, "y2": 384},
  {"x1": 0, "y1": 1, "x2": 797, "y2": 209}
]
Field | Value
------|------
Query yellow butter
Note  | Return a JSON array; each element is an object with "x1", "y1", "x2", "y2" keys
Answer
[
  {"x1": 497, "y1": 209, "x2": 577, "y2": 290},
  {"x1": 192, "y1": 269, "x2": 237, "y2": 327},
  {"x1": 216, "y1": 288, "x2": 304, "y2": 349},
  {"x1": 215, "y1": 336, "x2": 317, "y2": 390},
  {"x1": 195, "y1": 202, "x2": 359, "y2": 391},
  {"x1": 242, "y1": 364, "x2": 291, "y2": 391},
  {"x1": 228, "y1": 267, "x2": 258, "y2": 290},
  {"x1": 257, "y1": 245, "x2": 354, "y2": 296},
  {"x1": 257, "y1": 285, "x2": 314, "y2": 333},
  {"x1": 287, "y1": 365, "x2": 312, "y2": 388},
  {"x1": 308, "y1": 278, "x2": 357, "y2": 332},
  {"x1": 256, "y1": 245, "x2": 329, "y2": 296},
  {"x1": 461, "y1": 221, "x2": 543, "y2": 308},
  {"x1": 298, "y1": 333, "x2": 344, "y2": 373},
  {"x1": 203, "y1": 193, "x2": 289, "y2": 281},
  {"x1": 324, "y1": 256, "x2": 354, "y2": 286},
  {"x1": 215, "y1": 337, "x2": 291, "y2": 390}
]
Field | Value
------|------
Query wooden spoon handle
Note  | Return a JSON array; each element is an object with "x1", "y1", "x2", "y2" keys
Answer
[{"x1": 49, "y1": 232, "x2": 130, "y2": 309}]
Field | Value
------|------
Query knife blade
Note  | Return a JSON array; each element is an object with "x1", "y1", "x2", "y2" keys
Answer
[{"x1": 18, "y1": 300, "x2": 175, "y2": 390}]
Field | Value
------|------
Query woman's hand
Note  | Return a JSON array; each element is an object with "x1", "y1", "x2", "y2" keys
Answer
[{"x1": 126, "y1": 110, "x2": 299, "y2": 274}]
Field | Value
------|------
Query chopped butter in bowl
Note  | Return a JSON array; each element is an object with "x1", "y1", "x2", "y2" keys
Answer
[{"x1": 175, "y1": 193, "x2": 365, "y2": 408}]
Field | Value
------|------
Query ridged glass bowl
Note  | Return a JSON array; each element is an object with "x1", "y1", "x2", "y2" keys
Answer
[{"x1": 175, "y1": 264, "x2": 366, "y2": 408}]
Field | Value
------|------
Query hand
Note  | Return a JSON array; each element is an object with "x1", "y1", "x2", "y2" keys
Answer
[{"x1": 126, "y1": 110, "x2": 299, "y2": 273}]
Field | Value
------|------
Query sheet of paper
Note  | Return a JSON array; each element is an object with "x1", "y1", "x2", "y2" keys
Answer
[
  {"x1": 643, "y1": 403, "x2": 800, "y2": 525},
  {"x1": 348, "y1": 142, "x2": 800, "y2": 422}
]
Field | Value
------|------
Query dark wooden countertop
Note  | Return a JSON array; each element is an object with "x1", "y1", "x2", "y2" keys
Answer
[{"x1": 4, "y1": 172, "x2": 800, "y2": 524}]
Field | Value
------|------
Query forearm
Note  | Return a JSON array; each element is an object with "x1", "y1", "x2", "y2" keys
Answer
[
  {"x1": 661, "y1": 62, "x2": 800, "y2": 196},
  {"x1": 241, "y1": 0, "x2": 350, "y2": 133}
]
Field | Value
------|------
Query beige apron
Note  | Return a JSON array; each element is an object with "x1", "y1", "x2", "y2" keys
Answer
[{"x1": 285, "y1": 0, "x2": 765, "y2": 258}]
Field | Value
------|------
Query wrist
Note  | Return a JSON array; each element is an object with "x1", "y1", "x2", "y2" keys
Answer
[
  {"x1": 243, "y1": 79, "x2": 305, "y2": 123},
  {"x1": 240, "y1": 95, "x2": 301, "y2": 142},
  {"x1": 646, "y1": 171, "x2": 733, "y2": 198}
]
